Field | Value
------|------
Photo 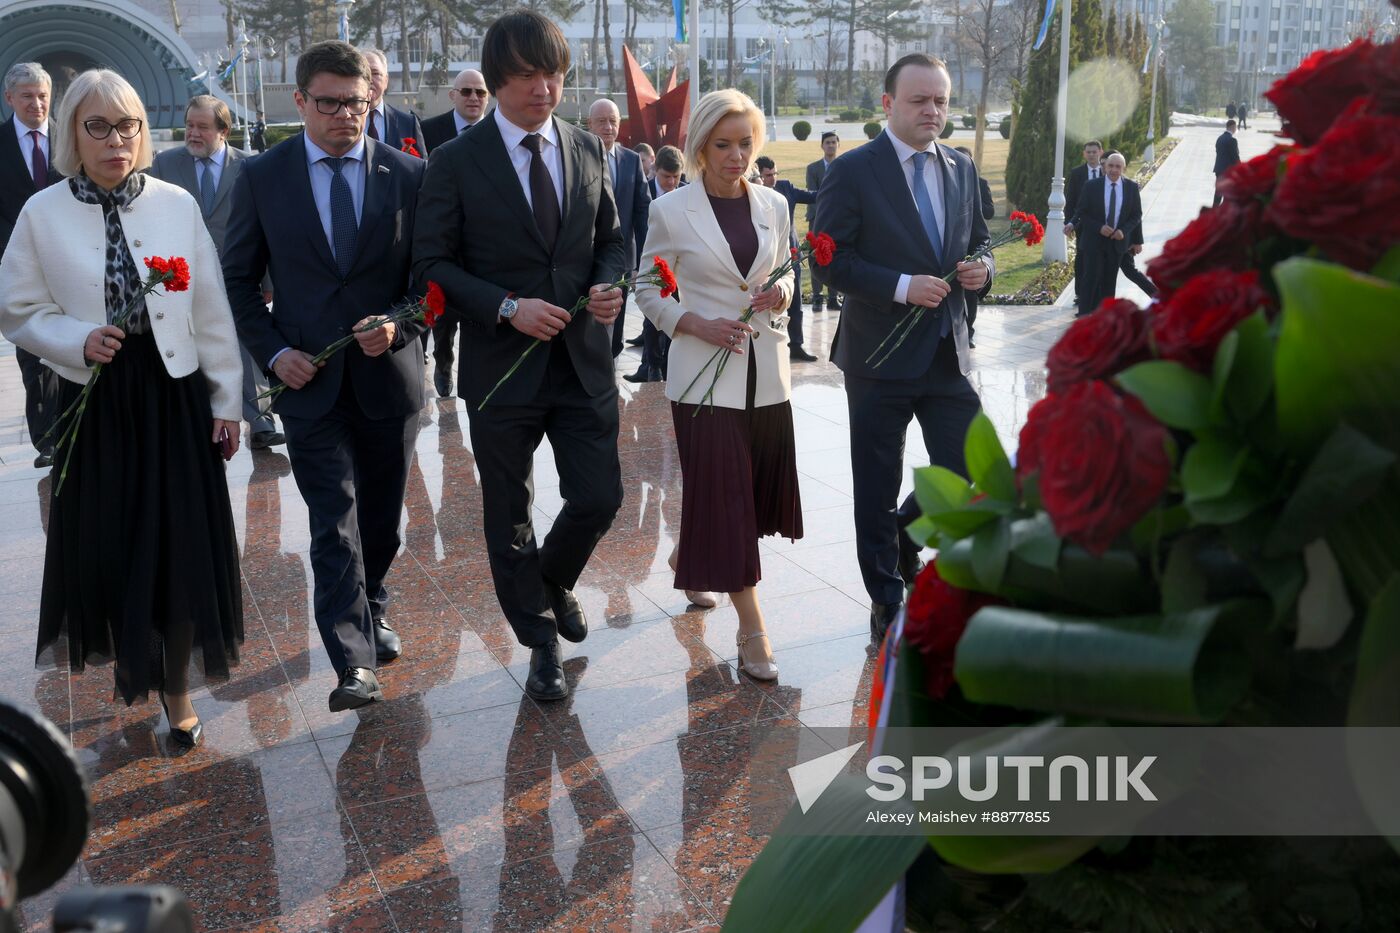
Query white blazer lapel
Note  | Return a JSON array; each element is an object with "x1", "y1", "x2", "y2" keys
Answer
[{"x1": 681, "y1": 181, "x2": 743, "y2": 281}]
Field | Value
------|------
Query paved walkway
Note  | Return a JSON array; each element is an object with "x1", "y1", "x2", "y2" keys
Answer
[{"x1": 1061, "y1": 116, "x2": 1280, "y2": 308}]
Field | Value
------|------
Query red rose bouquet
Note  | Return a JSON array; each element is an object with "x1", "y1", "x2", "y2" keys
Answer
[
  {"x1": 677, "y1": 231, "x2": 834, "y2": 412},
  {"x1": 256, "y1": 281, "x2": 445, "y2": 405},
  {"x1": 43, "y1": 256, "x2": 191, "y2": 494},
  {"x1": 479, "y1": 258, "x2": 678, "y2": 409},
  {"x1": 867, "y1": 211, "x2": 1043, "y2": 368}
]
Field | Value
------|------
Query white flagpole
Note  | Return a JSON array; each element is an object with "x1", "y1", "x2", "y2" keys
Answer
[
  {"x1": 689, "y1": 0, "x2": 701, "y2": 113},
  {"x1": 1042, "y1": 0, "x2": 1072, "y2": 264}
]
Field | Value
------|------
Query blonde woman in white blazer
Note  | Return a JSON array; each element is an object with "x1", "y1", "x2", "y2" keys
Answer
[
  {"x1": 634, "y1": 90, "x2": 802, "y2": 681},
  {"x1": 0, "y1": 70, "x2": 244, "y2": 747}
]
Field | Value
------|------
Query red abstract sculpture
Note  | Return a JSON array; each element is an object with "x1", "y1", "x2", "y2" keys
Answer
[{"x1": 619, "y1": 45, "x2": 691, "y2": 150}]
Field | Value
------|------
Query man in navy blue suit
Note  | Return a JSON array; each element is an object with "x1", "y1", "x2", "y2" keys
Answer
[
  {"x1": 813, "y1": 53, "x2": 994, "y2": 646},
  {"x1": 362, "y1": 48, "x2": 425, "y2": 154},
  {"x1": 1073, "y1": 151, "x2": 1142, "y2": 316},
  {"x1": 756, "y1": 156, "x2": 818, "y2": 362},
  {"x1": 585, "y1": 98, "x2": 650, "y2": 360},
  {"x1": 223, "y1": 40, "x2": 428, "y2": 712}
]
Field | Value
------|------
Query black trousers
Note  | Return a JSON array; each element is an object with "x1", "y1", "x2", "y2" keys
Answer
[
  {"x1": 845, "y1": 338, "x2": 981, "y2": 606},
  {"x1": 640, "y1": 317, "x2": 670, "y2": 376},
  {"x1": 786, "y1": 262, "x2": 807, "y2": 350},
  {"x1": 468, "y1": 342, "x2": 624, "y2": 647},
  {"x1": 1079, "y1": 237, "x2": 1122, "y2": 317},
  {"x1": 1119, "y1": 252, "x2": 1157, "y2": 297},
  {"x1": 431, "y1": 316, "x2": 459, "y2": 376},
  {"x1": 281, "y1": 373, "x2": 419, "y2": 675},
  {"x1": 610, "y1": 287, "x2": 631, "y2": 358},
  {"x1": 16, "y1": 348, "x2": 60, "y2": 452}
]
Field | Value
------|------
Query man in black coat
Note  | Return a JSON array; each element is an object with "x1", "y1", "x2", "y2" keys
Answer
[
  {"x1": 585, "y1": 97, "x2": 650, "y2": 359},
  {"x1": 223, "y1": 41, "x2": 428, "y2": 712},
  {"x1": 362, "y1": 47, "x2": 424, "y2": 153},
  {"x1": 813, "y1": 54, "x2": 994, "y2": 645},
  {"x1": 421, "y1": 68, "x2": 489, "y2": 155},
  {"x1": 806, "y1": 130, "x2": 843, "y2": 312},
  {"x1": 1063, "y1": 139, "x2": 1103, "y2": 316},
  {"x1": 1, "y1": 61, "x2": 63, "y2": 468},
  {"x1": 413, "y1": 10, "x2": 626, "y2": 702},
  {"x1": 1073, "y1": 151, "x2": 1143, "y2": 316},
  {"x1": 1213, "y1": 119, "x2": 1240, "y2": 206},
  {"x1": 756, "y1": 155, "x2": 818, "y2": 362}
]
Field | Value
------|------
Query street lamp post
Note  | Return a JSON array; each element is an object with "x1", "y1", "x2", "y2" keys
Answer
[
  {"x1": 1042, "y1": 0, "x2": 1072, "y2": 264},
  {"x1": 1143, "y1": 16, "x2": 1163, "y2": 165}
]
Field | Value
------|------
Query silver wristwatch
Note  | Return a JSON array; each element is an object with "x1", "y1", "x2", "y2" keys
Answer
[{"x1": 498, "y1": 294, "x2": 519, "y2": 320}]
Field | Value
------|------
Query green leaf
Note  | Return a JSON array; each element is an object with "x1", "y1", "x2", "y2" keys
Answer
[
  {"x1": 1224, "y1": 313, "x2": 1274, "y2": 423},
  {"x1": 1372, "y1": 244, "x2": 1400, "y2": 283},
  {"x1": 1274, "y1": 259, "x2": 1400, "y2": 454},
  {"x1": 970, "y1": 518, "x2": 1011, "y2": 590},
  {"x1": 1130, "y1": 505, "x2": 1192, "y2": 551},
  {"x1": 1210, "y1": 329, "x2": 1239, "y2": 420},
  {"x1": 1009, "y1": 513, "x2": 1062, "y2": 571},
  {"x1": 1181, "y1": 433, "x2": 1248, "y2": 503},
  {"x1": 1295, "y1": 540, "x2": 1354, "y2": 650},
  {"x1": 1161, "y1": 534, "x2": 1210, "y2": 614},
  {"x1": 904, "y1": 515, "x2": 940, "y2": 548},
  {"x1": 1345, "y1": 575, "x2": 1400, "y2": 855},
  {"x1": 1265, "y1": 423, "x2": 1397, "y2": 558},
  {"x1": 954, "y1": 601, "x2": 1265, "y2": 723},
  {"x1": 1117, "y1": 361, "x2": 1215, "y2": 431},
  {"x1": 722, "y1": 775, "x2": 928, "y2": 933},
  {"x1": 934, "y1": 537, "x2": 983, "y2": 590},
  {"x1": 913, "y1": 465, "x2": 972, "y2": 517},
  {"x1": 964, "y1": 412, "x2": 1017, "y2": 502},
  {"x1": 926, "y1": 504, "x2": 1001, "y2": 539}
]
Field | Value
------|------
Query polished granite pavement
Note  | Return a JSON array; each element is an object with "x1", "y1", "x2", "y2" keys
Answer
[{"x1": 0, "y1": 298, "x2": 1061, "y2": 931}]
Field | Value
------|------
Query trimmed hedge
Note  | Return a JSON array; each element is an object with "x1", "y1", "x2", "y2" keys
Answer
[
  {"x1": 792, "y1": 120, "x2": 812, "y2": 141},
  {"x1": 863, "y1": 121, "x2": 882, "y2": 139}
]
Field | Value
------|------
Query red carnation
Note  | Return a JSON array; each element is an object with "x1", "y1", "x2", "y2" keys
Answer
[
  {"x1": 423, "y1": 281, "x2": 445, "y2": 328},
  {"x1": 904, "y1": 561, "x2": 1001, "y2": 699},
  {"x1": 1264, "y1": 38, "x2": 1378, "y2": 146},
  {"x1": 1150, "y1": 269, "x2": 1274, "y2": 373},
  {"x1": 1146, "y1": 199, "x2": 1259, "y2": 299},
  {"x1": 1264, "y1": 111, "x2": 1400, "y2": 271},
  {"x1": 144, "y1": 255, "x2": 190, "y2": 292},
  {"x1": 1046, "y1": 299, "x2": 1150, "y2": 394},
  {"x1": 1016, "y1": 382, "x2": 1171, "y2": 556},
  {"x1": 652, "y1": 256, "x2": 678, "y2": 298},
  {"x1": 806, "y1": 230, "x2": 836, "y2": 266},
  {"x1": 1010, "y1": 210, "x2": 1045, "y2": 246},
  {"x1": 400, "y1": 137, "x2": 421, "y2": 157},
  {"x1": 1216, "y1": 146, "x2": 1291, "y2": 204}
]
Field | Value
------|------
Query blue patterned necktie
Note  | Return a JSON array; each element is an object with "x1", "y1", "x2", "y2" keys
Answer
[
  {"x1": 324, "y1": 156, "x2": 358, "y2": 275},
  {"x1": 911, "y1": 151, "x2": 950, "y2": 338},
  {"x1": 198, "y1": 157, "x2": 217, "y2": 216}
]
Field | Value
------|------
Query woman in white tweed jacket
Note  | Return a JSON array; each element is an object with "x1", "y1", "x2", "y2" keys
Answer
[{"x1": 0, "y1": 69, "x2": 245, "y2": 747}]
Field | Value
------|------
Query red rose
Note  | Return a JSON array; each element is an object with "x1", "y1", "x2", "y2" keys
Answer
[
  {"x1": 1264, "y1": 111, "x2": 1400, "y2": 271},
  {"x1": 806, "y1": 231, "x2": 836, "y2": 266},
  {"x1": 1150, "y1": 269, "x2": 1273, "y2": 373},
  {"x1": 1216, "y1": 146, "x2": 1291, "y2": 204},
  {"x1": 903, "y1": 561, "x2": 1001, "y2": 699},
  {"x1": 423, "y1": 281, "x2": 446, "y2": 328},
  {"x1": 1371, "y1": 40, "x2": 1400, "y2": 114},
  {"x1": 1264, "y1": 38, "x2": 1377, "y2": 146},
  {"x1": 1046, "y1": 299, "x2": 1151, "y2": 394},
  {"x1": 1146, "y1": 199, "x2": 1259, "y2": 299},
  {"x1": 1016, "y1": 382, "x2": 1171, "y2": 556}
]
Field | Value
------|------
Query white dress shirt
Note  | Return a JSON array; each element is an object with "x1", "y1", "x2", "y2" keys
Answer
[
  {"x1": 604, "y1": 143, "x2": 620, "y2": 187},
  {"x1": 494, "y1": 108, "x2": 563, "y2": 214},
  {"x1": 453, "y1": 112, "x2": 480, "y2": 135},
  {"x1": 1087, "y1": 165, "x2": 1100, "y2": 181},
  {"x1": 887, "y1": 132, "x2": 948, "y2": 305},
  {"x1": 195, "y1": 142, "x2": 227, "y2": 193},
  {"x1": 14, "y1": 115, "x2": 48, "y2": 182},
  {"x1": 1103, "y1": 177, "x2": 1121, "y2": 228}
]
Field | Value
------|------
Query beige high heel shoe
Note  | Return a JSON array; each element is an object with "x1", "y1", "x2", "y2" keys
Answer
[
  {"x1": 736, "y1": 632, "x2": 779, "y2": 681},
  {"x1": 668, "y1": 545, "x2": 718, "y2": 609}
]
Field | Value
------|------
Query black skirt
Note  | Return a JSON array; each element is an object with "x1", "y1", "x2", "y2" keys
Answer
[
  {"x1": 670, "y1": 350, "x2": 803, "y2": 593},
  {"x1": 37, "y1": 331, "x2": 243, "y2": 705}
]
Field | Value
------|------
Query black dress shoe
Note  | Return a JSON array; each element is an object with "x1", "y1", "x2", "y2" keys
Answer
[
  {"x1": 525, "y1": 640, "x2": 568, "y2": 700},
  {"x1": 329, "y1": 667, "x2": 383, "y2": 711},
  {"x1": 546, "y1": 582, "x2": 588, "y2": 643},
  {"x1": 433, "y1": 368, "x2": 453, "y2": 397},
  {"x1": 871, "y1": 602, "x2": 902, "y2": 647},
  {"x1": 625, "y1": 334, "x2": 645, "y2": 347},
  {"x1": 33, "y1": 449, "x2": 53, "y2": 469},
  {"x1": 250, "y1": 430, "x2": 285, "y2": 449},
  {"x1": 897, "y1": 529, "x2": 924, "y2": 586},
  {"x1": 160, "y1": 694, "x2": 203, "y2": 748},
  {"x1": 790, "y1": 347, "x2": 818, "y2": 362},
  {"x1": 373, "y1": 618, "x2": 402, "y2": 662},
  {"x1": 623, "y1": 367, "x2": 659, "y2": 383}
]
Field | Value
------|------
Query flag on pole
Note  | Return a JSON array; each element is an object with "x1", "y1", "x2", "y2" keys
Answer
[
  {"x1": 219, "y1": 50, "x2": 243, "y2": 81},
  {"x1": 1142, "y1": 30, "x2": 1159, "y2": 74},
  {"x1": 1032, "y1": 0, "x2": 1059, "y2": 50},
  {"x1": 673, "y1": 0, "x2": 687, "y2": 43}
]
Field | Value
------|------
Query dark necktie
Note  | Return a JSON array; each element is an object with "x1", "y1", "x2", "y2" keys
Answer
[
  {"x1": 198, "y1": 157, "x2": 217, "y2": 216},
  {"x1": 368, "y1": 111, "x2": 380, "y2": 141},
  {"x1": 29, "y1": 130, "x2": 47, "y2": 189},
  {"x1": 911, "y1": 151, "x2": 950, "y2": 338},
  {"x1": 521, "y1": 133, "x2": 560, "y2": 247},
  {"x1": 324, "y1": 157, "x2": 359, "y2": 275},
  {"x1": 1107, "y1": 182, "x2": 1118, "y2": 231}
]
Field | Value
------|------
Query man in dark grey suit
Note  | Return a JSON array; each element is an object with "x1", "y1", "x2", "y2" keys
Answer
[
  {"x1": 1064, "y1": 139, "x2": 1103, "y2": 317},
  {"x1": 1212, "y1": 120, "x2": 1240, "y2": 206},
  {"x1": 1074, "y1": 151, "x2": 1143, "y2": 316},
  {"x1": 1, "y1": 61, "x2": 62, "y2": 468},
  {"x1": 813, "y1": 53, "x2": 994, "y2": 646},
  {"x1": 149, "y1": 95, "x2": 284, "y2": 449},
  {"x1": 585, "y1": 97, "x2": 650, "y2": 360},
  {"x1": 756, "y1": 155, "x2": 818, "y2": 362},
  {"x1": 805, "y1": 130, "x2": 843, "y2": 313},
  {"x1": 413, "y1": 10, "x2": 626, "y2": 702},
  {"x1": 362, "y1": 48, "x2": 425, "y2": 153}
]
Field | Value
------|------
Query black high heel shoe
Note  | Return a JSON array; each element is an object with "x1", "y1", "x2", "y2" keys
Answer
[{"x1": 160, "y1": 693, "x2": 203, "y2": 748}]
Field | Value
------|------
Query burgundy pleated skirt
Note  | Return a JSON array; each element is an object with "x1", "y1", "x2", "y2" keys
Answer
[{"x1": 670, "y1": 352, "x2": 803, "y2": 593}]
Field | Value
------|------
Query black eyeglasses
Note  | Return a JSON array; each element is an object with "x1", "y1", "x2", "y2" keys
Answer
[
  {"x1": 82, "y1": 118, "x2": 143, "y2": 140},
  {"x1": 299, "y1": 93, "x2": 371, "y2": 115},
  {"x1": 452, "y1": 88, "x2": 488, "y2": 98}
]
